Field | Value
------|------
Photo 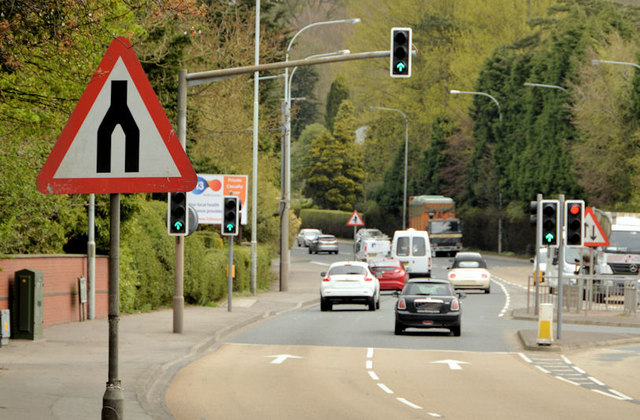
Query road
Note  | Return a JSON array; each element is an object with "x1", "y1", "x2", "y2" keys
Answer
[{"x1": 166, "y1": 242, "x2": 640, "y2": 419}]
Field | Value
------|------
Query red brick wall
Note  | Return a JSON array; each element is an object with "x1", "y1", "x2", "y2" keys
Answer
[{"x1": 0, "y1": 255, "x2": 109, "y2": 327}]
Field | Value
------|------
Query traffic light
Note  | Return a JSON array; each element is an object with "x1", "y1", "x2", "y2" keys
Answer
[
  {"x1": 221, "y1": 196, "x2": 239, "y2": 236},
  {"x1": 565, "y1": 200, "x2": 584, "y2": 247},
  {"x1": 390, "y1": 27, "x2": 412, "y2": 78},
  {"x1": 530, "y1": 201, "x2": 538, "y2": 226},
  {"x1": 168, "y1": 192, "x2": 188, "y2": 236},
  {"x1": 540, "y1": 200, "x2": 559, "y2": 246}
]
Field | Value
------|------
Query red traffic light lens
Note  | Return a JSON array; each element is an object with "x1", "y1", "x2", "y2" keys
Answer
[{"x1": 569, "y1": 204, "x2": 581, "y2": 215}]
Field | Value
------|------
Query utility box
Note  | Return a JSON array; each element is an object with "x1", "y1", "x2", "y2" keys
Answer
[
  {"x1": 0, "y1": 309, "x2": 10, "y2": 346},
  {"x1": 12, "y1": 269, "x2": 44, "y2": 340}
]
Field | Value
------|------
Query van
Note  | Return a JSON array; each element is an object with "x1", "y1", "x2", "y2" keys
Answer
[
  {"x1": 355, "y1": 238, "x2": 391, "y2": 262},
  {"x1": 391, "y1": 229, "x2": 432, "y2": 277}
]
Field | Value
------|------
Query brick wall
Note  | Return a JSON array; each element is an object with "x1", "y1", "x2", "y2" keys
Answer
[{"x1": 0, "y1": 255, "x2": 109, "y2": 327}]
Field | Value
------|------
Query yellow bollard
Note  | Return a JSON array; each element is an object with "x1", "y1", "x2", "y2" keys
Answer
[{"x1": 537, "y1": 303, "x2": 553, "y2": 345}]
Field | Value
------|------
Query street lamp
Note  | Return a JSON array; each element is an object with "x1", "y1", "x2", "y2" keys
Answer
[
  {"x1": 592, "y1": 59, "x2": 640, "y2": 71},
  {"x1": 523, "y1": 82, "x2": 568, "y2": 93},
  {"x1": 449, "y1": 89, "x2": 502, "y2": 121},
  {"x1": 370, "y1": 106, "x2": 409, "y2": 230},
  {"x1": 280, "y1": 18, "x2": 360, "y2": 292}
]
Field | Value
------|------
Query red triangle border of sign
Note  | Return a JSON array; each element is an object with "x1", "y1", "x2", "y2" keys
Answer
[
  {"x1": 583, "y1": 206, "x2": 610, "y2": 247},
  {"x1": 37, "y1": 37, "x2": 196, "y2": 194}
]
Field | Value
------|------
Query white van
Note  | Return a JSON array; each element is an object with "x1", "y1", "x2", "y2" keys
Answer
[
  {"x1": 355, "y1": 238, "x2": 391, "y2": 262},
  {"x1": 391, "y1": 229, "x2": 432, "y2": 277}
]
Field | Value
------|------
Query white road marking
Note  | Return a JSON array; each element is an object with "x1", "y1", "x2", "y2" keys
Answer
[
  {"x1": 572, "y1": 366, "x2": 586, "y2": 374},
  {"x1": 493, "y1": 279, "x2": 510, "y2": 317},
  {"x1": 377, "y1": 383, "x2": 394, "y2": 394},
  {"x1": 366, "y1": 360, "x2": 373, "y2": 369},
  {"x1": 561, "y1": 355, "x2": 572, "y2": 364},
  {"x1": 593, "y1": 389, "x2": 629, "y2": 401},
  {"x1": 556, "y1": 376, "x2": 580, "y2": 386},
  {"x1": 608, "y1": 389, "x2": 632, "y2": 400},
  {"x1": 518, "y1": 353, "x2": 532, "y2": 363},
  {"x1": 589, "y1": 376, "x2": 605, "y2": 386},
  {"x1": 430, "y1": 359, "x2": 470, "y2": 370},
  {"x1": 368, "y1": 371, "x2": 379, "y2": 380},
  {"x1": 367, "y1": 347, "x2": 374, "y2": 358},
  {"x1": 310, "y1": 261, "x2": 329, "y2": 266},
  {"x1": 265, "y1": 354, "x2": 302, "y2": 364},
  {"x1": 396, "y1": 398, "x2": 423, "y2": 409},
  {"x1": 535, "y1": 365, "x2": 550, "y2": 374}
]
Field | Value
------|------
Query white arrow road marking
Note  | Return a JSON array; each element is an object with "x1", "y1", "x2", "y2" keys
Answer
[
  {"x1": 430, "y1": 359, "x2": 470, "y2": 370},
  {"x1": 265, "y1": 354, "x2": 302, "y2": 364}
]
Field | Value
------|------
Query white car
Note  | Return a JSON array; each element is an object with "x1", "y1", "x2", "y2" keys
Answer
[
  {"x1": 447, "y1": 252, "x2": 491, "y2": 293},
  {"x1": 320, "y1": 261, "x2": 380, "y2": 311},
  {"x1": 296, "y1": 228, "x2": 321, "y2": 247}
]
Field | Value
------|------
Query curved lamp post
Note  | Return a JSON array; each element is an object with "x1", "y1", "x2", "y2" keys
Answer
[
  {"x1": 592, "y1": 59, "x2": 640, "y2": 71},
  {"x1": 523, "y1": 82, "x2": 568, "y2": 93},
  {"x1": 449, "y1": 89, "x2": 502, "y2": 121},
  {"x1": 280, "y1": 18, "x2": 360, "y2": 291},
  {"x1": 370, "y1": 106, "x2": 409, "y2": 229}
]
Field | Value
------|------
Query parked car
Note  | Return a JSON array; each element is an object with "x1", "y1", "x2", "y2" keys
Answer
[
  {"x1": 447, "y1": 252, "x2": 491, "y2": 293},
  {"x1": 394, "y1": 278, "x2": 464, "y2": 336},
  {"x1": 309, "y1": 234, "x2": 339, "y2": 254},
  {"x1": 368, "y1": 258, "x2": 408, "y2": 291},
  {"x1": 320, "y1": 261, "x2": 380, "y2": 311},
  {"x1": 297, "y1": 228, "x2": 321, "y2": 247}
]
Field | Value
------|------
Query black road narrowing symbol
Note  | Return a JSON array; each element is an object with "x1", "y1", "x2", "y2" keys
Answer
[{"x1": 97, "y1": 80, "x2": 140, "y2": 173}]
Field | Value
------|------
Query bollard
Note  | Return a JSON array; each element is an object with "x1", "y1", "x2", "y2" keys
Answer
[{"x1": 537, "y1": 303, "x2": 554, "y2": 345}]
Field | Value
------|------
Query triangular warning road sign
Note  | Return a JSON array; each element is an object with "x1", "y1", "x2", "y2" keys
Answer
[
  {"x1": 583, "y1": 207, "x2": 609, "y2": 247},
  {"x1": 37, "y1": 37, "x2": 196, "y2": 194},
  {"x1": 347, "y1": 210, "x2": 364, "y2": 226}
]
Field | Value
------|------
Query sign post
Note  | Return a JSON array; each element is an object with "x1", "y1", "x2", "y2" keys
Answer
[
  {"x1": 37, "y1": 37, "x2": 196, "y2": 420},
  {"x1": 347, "y1": 210, "x2": 365, "y2": 259}
]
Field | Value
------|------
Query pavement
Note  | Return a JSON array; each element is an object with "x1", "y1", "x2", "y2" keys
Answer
[{"x1": 0, "y1": 256, "x2": 639, "y2": 419}]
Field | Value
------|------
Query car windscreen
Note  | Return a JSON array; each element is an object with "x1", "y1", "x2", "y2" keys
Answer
[
  {"x1": 452, "y1": 258, "x2": 486, "y2": 269},
  {"x1": 329, "y1": 265, "x2": 365, "y2": 275},
  {"x1": 606, "y1": 231, "x2": 640, "y2": 253},
  {"x1": 405, "y1": 282, "x2": 451, "y2": 296},
  {"x1": 430, "y1": 220, "x2": 461, "y2": 234}
]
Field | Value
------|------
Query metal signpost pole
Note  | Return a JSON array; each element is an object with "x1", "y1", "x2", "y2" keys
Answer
[
  {"x1": 556, "y1": 194, "x2": 565, "y2": 340},
  {"x1": 88, "y1": 193, "x2": 96, "y2": 320},
  {"x1": 228, "y1": 237, "x2": 234, "y2": 312},
  {"x1": 102, "y1": 193, "x2": 123, "y2": 419},
  {"x1": 173, "y1": 69, "x2": 188, "y2": 334},
  {"x1": 534, "y1": 193, "x2": 542, "y2": 315}
]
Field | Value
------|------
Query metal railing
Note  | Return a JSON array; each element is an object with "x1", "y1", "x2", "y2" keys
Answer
[{"x1": 527, "y1": 274, "x2": 639, "y2": 316}]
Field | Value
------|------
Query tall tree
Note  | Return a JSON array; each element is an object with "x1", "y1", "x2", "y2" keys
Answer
[{"x1": 325, "y1": 73, "x2": 349, "y2": 132}]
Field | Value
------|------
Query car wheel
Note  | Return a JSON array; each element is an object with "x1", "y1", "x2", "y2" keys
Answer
[
  {"x1": 451, "y1": 325, "x2": 461, "y2": 336},
  {"x1": 320, "y1": 298, "x2": 332, "y2": 311},
  {"x1": 485, "y1": 286, "x2": 491, "y2": 294},
  {"x1": 308, "y1": 247, "x2": 312, "y2": 254},
  {"x1": 394, "y1": 321, "x2": 404, "y2": 335},
  {"x1": 368, "y1": 298, "x2": 376, "y2": 311},
  {"x1": 376, "y1": 295, "x2": 380, "y2": 310}
]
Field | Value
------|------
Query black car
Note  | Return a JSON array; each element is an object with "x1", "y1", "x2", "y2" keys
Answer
[{"x1": 394, "y1": 278, "x2": 464, "y2": 336}]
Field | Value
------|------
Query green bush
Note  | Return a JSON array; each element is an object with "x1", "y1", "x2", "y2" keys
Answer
[
  {"x1": 299, "y1": 209, "x2": 354, "y2": 238},
  {"x1": 120, "y1": 198, "x2": 274, "y2": 312}
]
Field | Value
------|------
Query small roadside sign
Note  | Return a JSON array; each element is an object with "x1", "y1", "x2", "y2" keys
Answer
[
  {"x1": 347, "y1": 210, "x2": 364, "y2": 227},
  {"x1": 37, "y1": 37, "x2": 196, "y2": 194},
  {"x1": 583, "y1": 207, "x2": 609, "y2": 247}
]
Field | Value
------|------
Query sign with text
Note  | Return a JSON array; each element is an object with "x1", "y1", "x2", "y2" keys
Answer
[{"x1": 187, "y1": 174, "x2": 248, "y2": 225}]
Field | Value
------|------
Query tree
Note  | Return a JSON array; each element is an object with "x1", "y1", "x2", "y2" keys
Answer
[
  {"x1": 304, "y1": 100, "x2": 363, "y2": 210},
  {"x1": 291, "y1": 65, "x2": 320, "y2": 140},
  {"x1": 325, "y1": 73, "x2": 349, "y2": 132}
]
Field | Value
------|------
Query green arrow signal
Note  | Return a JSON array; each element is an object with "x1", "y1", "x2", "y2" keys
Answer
[
  {"x1": 226, "y1": 223, "x2": 235, "y2": 232},
  {"x1": 396, "y1": 62, "x2": 406, "y2": 72},
  {"x1": 173, "y1": 221, "x2": 184, "y2": 231},
  {"x1": 544, "y1": 233, "x2": 554, "y2": 243}
]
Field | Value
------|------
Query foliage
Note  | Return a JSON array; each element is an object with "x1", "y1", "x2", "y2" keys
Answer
[
  {"x1": 304, "y1": 100, "x2": 363, "y2": 210},
  {"x1": 299, "y1": 208, "x2": 355, "y2": 238},
  {"x1": 325, "y1": 73, "x2": 350, "y2": 132}
]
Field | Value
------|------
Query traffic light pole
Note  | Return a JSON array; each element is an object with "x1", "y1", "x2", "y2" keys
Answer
[
  {"x1": 556, "y1": 194, "x2": 565, "y2": 340},
  {"x1": 228, "y1": 237, "x2": 233, "y2": 312},
  {"x1": 534, "y1": 194, "x2": 542, "y2": 315}
]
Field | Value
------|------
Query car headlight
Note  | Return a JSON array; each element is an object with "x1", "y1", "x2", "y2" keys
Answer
[{"x1": 599, "y1": 264, "x2": 613, "y2": 275}]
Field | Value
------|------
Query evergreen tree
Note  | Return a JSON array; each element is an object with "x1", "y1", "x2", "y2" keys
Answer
[{"x1": 325, "y1": 73, "x2": 350, "y2": 132}]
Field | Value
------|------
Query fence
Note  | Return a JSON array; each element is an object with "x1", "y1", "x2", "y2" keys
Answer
[{"x1": 527, "y1": 274, "x2": 639, "y2": 316}]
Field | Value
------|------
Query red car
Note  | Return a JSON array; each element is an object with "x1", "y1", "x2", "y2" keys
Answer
[{"x1": 368, "y1": 258, "x2": 409, "y2": 291}]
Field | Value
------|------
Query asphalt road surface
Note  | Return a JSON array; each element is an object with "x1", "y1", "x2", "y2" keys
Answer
[{"x1": 166, "y1": 242, "x2": 640, "y2": 419}]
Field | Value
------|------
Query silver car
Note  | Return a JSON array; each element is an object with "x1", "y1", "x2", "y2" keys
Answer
[
  {"x1": 309, "y1": 234, "x2": 339, "y2": 254},
  {"x1": 297, "y1": 228, "x2": 321, "y2": 247}
]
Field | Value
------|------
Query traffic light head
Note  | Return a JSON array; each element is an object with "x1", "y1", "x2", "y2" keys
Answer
[
  {"x1": 540, "y1": 200, "x2": 559, "y2": 246},
  {"x1": 390, "y1": 28, "x2": 412, "y2": 78},
  {"x1": 168, "y1": 192, "x2": 188, "y2": 236},
  {"x1": 530, "y1": 201, "x2": 538, "y2": 226},
  {"x1": 565, "y1": 200, "x2": 584, "y2": 246},
  {"x1": 222, "y1": 196, "x2": 239, "y2": 236}
]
